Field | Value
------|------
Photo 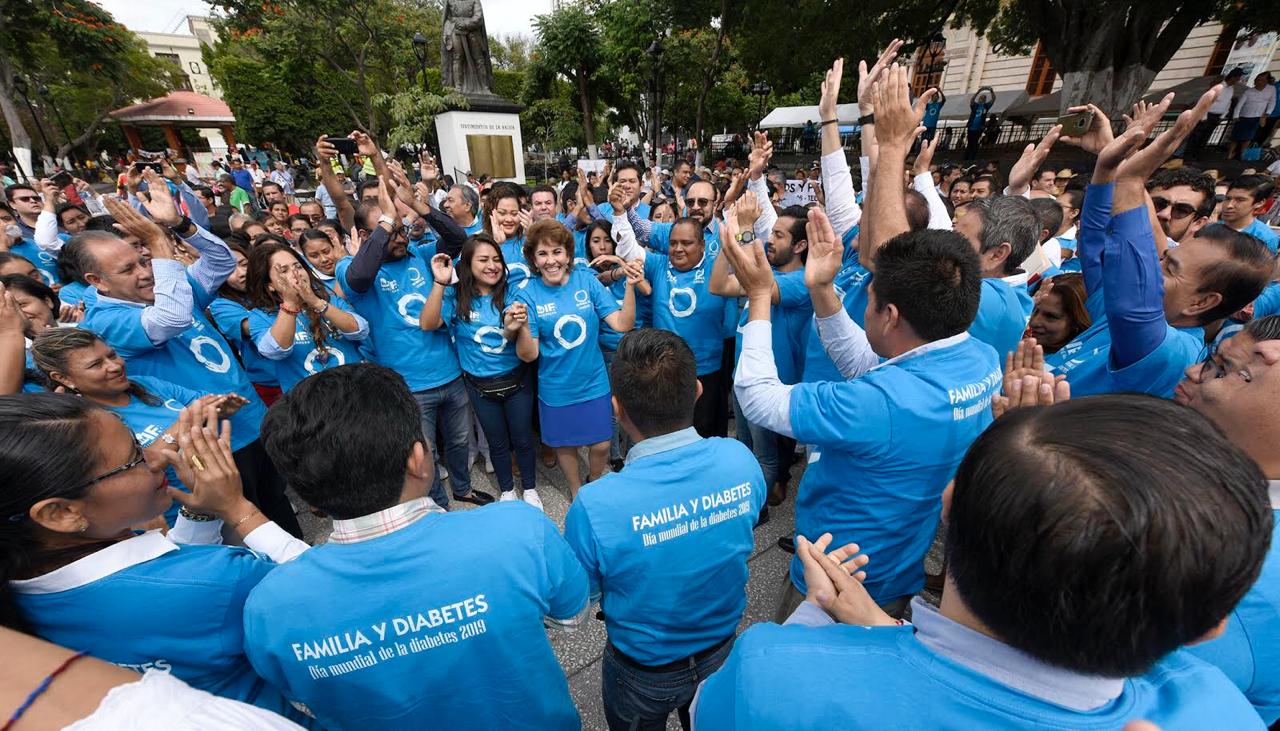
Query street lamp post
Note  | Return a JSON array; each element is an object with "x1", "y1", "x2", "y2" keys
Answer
[
  {"x1": 11, "y1": 77, "x2": 56, "y2": 173},
  {"x1": 412, "y1": 32, "x2": 430, "y2": 92},
  {"x1": 750, "y1": 81, "x2": 771, "y2": 130}
]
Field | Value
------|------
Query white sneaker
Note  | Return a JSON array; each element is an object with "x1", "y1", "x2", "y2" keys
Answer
[
  {"x1": 522, "y1": 489, "x2": 544, "y2": 512},
  {"x1": 499, "y1": 490, "x2": 518, "y2": 502}
]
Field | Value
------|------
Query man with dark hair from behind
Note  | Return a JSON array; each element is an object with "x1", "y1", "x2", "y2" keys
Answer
[
  {"x1": 564, "y1": 329, "x2": 765, "y2": 731},
  {"x1": 695, "y1": 394, "x2": 1272, "y2": 728},
  {"x1": 246, "y1": 363, "x2": 588, "y2": 730}
]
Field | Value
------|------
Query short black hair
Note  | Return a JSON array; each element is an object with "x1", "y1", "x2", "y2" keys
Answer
[
  {"x1": 358, "y1": 178, "x2": 381, "y2": 197},
  {"x1": 0, "y1": 273, "x2": 59, "y2": 312},
  {"x1": 1148, "y1": 167, "x2": 1216, "y2": 217},
  {"x1": 1029, "y1": 197, "x2": 1063, "y2": 240},
  {"x1": 903, "y1": 189, "x2": 930, "y2": 232},
  {"x1": 949, "y1": 394, "x2": 1271, "y2": 677},
  {"x1": 777, "y1": 205, "x2": 810, "y2": 260},
  {"x1": 260, "y1": 363, "x2": 424, "y2": 520},
  {"x1": 530, "y1": 184, "x2": 557, "y2": 201},
  {"x1": 1227, "y1": 174, "x2": 1275, "y2": 205},
  {"x1": 610, "y1": 329, "x2": 698, "y2": 438},
  {"x1": 870, "y1": 229, "x2": 981, "y2": 341},
  {"x1": 3, "y1": 183, "x2": 34, "y2": 200},
  {"x1": 1190, "y1": 223, "x2": 1274, "y2": 323},
  {"x1": 54, "y1": 203, "x2": 86, "y2": 227},
  {"x1": 613, "y1": 160, "x2": 643, "y2": 181}
]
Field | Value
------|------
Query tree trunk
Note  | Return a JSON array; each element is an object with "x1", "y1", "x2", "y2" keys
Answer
[
  {"x1": 1058, "y1": 64, "x2": 1158, "y2": 118},
  {"x1": 576, "y1": 72, "x2": 597, "y2": 159},
  {"x1": 57, "y1": 93, "x2": 122, "y2": 163},
  {"x1": 0, "y1": 59, "x2": 34, "y2": 174},
  {"x1": 694, "y1": 0, "x2": 729, "y2": 169}
]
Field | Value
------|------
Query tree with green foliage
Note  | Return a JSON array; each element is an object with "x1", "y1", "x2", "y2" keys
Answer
[
  {"x1": 207, "y1": 0, "x2": 444, "y2": 137},
  {"x1": 377, "y1": 87, "x2": 469, "y2": 152},
  {"x1": 0, "y1": 0, "x2": 181, "y2": 171},
  {"x1": 532, "y1": 5, "x2": 605, "y2": 158}
]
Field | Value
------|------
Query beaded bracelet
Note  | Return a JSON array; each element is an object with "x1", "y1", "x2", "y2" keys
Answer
[{"x1": 2, "y1": 651, "x2": 89, "y2": 731}]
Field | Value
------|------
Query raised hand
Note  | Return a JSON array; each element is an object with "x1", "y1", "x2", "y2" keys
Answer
[
  {"x1": 872, "y1": 64, "x2": 936, "y2": 151},
  {"x1": 350, "y1": 130, "x2": 379, "y2": 158},
  {"x1": 419, "y1": 151, "x2": 439, "y2": 183},
  {"x1": 166, "y1": 404, "x2": 247, "y2": 521},
  {"x1": 857, "y1": 39, "x2": 903, "y2": 114},
  {"x1": 912, "y1": 133, "x2": 941, "y2": 177},
  {"x1": 803, "y1": 207, "x2": 841, "y2": 290},
  {"x1": 820, "y1": 58, "x2": 845, "y2": 121},
  {"x1": 1058, "y1": 103, "x2": 1113, "y2": 155},
  {"x1": 102, "y1": 195, "x2": 171, "y2": 255},
  {"x1": 747, "y1": 131, "x2": 773, "y2": 180},
  {"x1": 39, "y1": 178, "x2": 61, "y2": 210},
  {"x1": 430, "y1": 252, "x2": 454, "y2": 285},
  {"x1": 719, "y1": 211, "x2": 774, "y2": 300},
  {"x1": 735, "y1": 190, "x2": 761, "y2": 229},
  {"x1": 1118, "y1": 87, "x2": 1220, "y2": 182},
  {"x1": 0, "y1": 283, "x2": 23, "y2": 339},
  {"x1": 139, "y1": 169, "x2": 183, "y2": 226},
  {"x1": 1006, "y1": 125, "x2": 1062, "y2": 195},
  {"x1": 489, "y1": 211, "x2": 506, "y2": 243},
  {"x1": 315, "y1": 135, "x2": 338, "y2": 163},
  {"x1": 607, "y1": 182, "x2": 628, "y2": 215},
  {"x1": 517, "y1": 208, "x2": 532, "y2": 231},
  {"x1": 992, "y1": 373, "x2": 1071, "y2": 418}
]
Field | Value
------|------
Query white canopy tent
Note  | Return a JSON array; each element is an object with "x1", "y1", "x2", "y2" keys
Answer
[{"x1": 757, "y1": 102, "x2": 861, "y2": 130}]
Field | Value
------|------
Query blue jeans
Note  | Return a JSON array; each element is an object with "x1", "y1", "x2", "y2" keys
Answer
[
  {"x1": 463, "y1": 368, "x2": 536, "y2": 494},
  {"x1": 414, "y1": 377, "x2": 474, "y2": 508},
  {"x1": 733, "y1": 394, "x2": 780, "y2": 486},
  {"x1": 601, "y1": 637, "x2": 735, "y2": 731}
]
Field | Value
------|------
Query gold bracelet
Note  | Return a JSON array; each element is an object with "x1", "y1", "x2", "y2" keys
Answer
[{"x1": 232, "y1": 508, "x2": 262, "y2": 529}]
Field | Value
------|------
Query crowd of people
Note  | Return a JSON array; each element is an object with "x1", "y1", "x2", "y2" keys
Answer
[{"x1": 0, "y1": 39, "x2": 1279, "y2": 730}]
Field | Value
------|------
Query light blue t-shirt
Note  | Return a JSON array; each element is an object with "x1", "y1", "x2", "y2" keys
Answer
[
  {"x1": 242, "y1": 502, "x2": 587, "y2": 731},
  {"x1": 1253, "y1": 282, "x2": 1280, "y2": 319},
  {"x1": 500, "y1": 238, "x2": 534, "y2": 291},
  {"x1": 336, "y1": 251, "x2": 461, "y2": 393},
  {"x1": 969, "y1": 277, "x2": 1032, "y2": 365},
  {"x1": 1240, "y1": 218, "x2": 1280, "y2": 255},
  {"x1": 802, "y1": 261, "x2": 871, "y2": 383},
  {"x1": 9, "y1": 237, "x2": 59, "y2": 286},
  {"x1": 644, "y1": 250, "x2": 731, "y2": 376},
  {"x1": 440, "y1": 288, "x2": 522, "y2": 377},
  {"x1": 1187, "y1": 506, "x2": 1280, "y2": 724},
  {"x1": 246, "y1": 299, "x2": 366, "y2": 392},
  {"x1": 735, "y1": 269, "x2": 812, "y2": 385},
  {"x1": 517, "y1": 267, "x2": 620, "y2": 406},
  {"x1": 787, "y1": 334, "x2": 1001, "y2": 602},
  {"x1": 208, "y1": 297, "x2": 280, "y2": 388},
  {"x1": 695, "y1": 622, "x2": 1265, "y2": 729},
  {"x1": 565, "y1": 431, "x2": 765, "y2": 664},
  {"x1": 105, "y1": 375, "x2": 202, "y2": 525},
  {"x1": 12, "y1": 535, "x2": 301, "y2": 722},
  {"x1": 83, "y1": 275, "x2": 266, "y2": 451},
  {"x1": 58, "y1": 280, "x2": 88, "y2": 307},
  {"x1": 1045, "y1": 290, "x2": 1206, "y2": 398}
]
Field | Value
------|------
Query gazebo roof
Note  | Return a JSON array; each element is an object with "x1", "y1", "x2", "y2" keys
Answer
[{"x1": 111, "y1": 91, "x2": 234, "y2": 126}]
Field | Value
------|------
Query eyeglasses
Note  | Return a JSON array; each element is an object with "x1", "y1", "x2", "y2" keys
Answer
[
  {"x1": 72, "y1": 438, "x2": 147, "y2": 494},
  {"x1": 686, "y1": 197, "x2": 713, "y2": 207},
  {"x1": 1150, "y1": 196, "x2": 1199, "y2": 220},
  {"x1": 11, "y1": 196, "x2": 39, "y2": 203}
]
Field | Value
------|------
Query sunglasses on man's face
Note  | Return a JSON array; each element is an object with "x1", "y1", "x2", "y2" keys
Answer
[
  {"x1": 11, "y1": 196, "x2": 39, "y2": 204},
  {"x1": 1150, "y1": 196, "x2": 1199, "y2": 220},
  {"x1": 686, "y1": 197, "x2": 713, "y2": 207}
]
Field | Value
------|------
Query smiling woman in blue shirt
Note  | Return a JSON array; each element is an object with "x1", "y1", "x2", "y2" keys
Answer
[
  {"x1": 0, "y1": 394, "x2": 311, "y2": 726},
  {"x1": 250, "y1": 363, "x2": 587, "y2": 730},
  {"x1": 695, "y1": 395, "x2": 1273, "y2": 729},
  {"x1": 516, "y1": 220, "x2": 639, "y2": 499}
]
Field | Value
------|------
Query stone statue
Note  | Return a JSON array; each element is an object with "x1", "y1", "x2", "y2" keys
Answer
[{"x1": 441, "y1": 0, "x2": 494, "y2": 96}]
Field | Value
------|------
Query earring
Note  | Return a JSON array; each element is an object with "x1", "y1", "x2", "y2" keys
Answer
[{"x1": 77, "y1": 520, "x2": 89, "y2": 533}]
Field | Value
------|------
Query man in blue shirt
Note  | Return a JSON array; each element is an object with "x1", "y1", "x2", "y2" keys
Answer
[
  {"x1": 248, "y1": 363, "x2": 588, "y2": 731},
  {"x1": 1046, "y1": 91, "x2": 1272, "y2": 398},
  {"x1": 694, "y1": 394, "x2": 1272, "y2": 729},
  {"x1": 443, "y1": 183, "x2": 483, "y2": 236},
  {"x1": 79, "y1": 186, "x2": 302, "y2": 537},
  {"x1": 1221, "y1": 174, "x2": 1280, "y2": 254},
  {"x1": 336, "y1": 133, "x2": 492, "y2": 509},
  {"x1": 593, "y1": 160, "x2": 651, "y2": 221},
  {"x1": 228, "y1": 157, "x2": 255, "y2": 196},
  {"x1": 1174, "y1": 316, "x2": 1280, "y2": 724},
  {"x1": 952, "y1": 195, "x2": 1039, "y2": 362},
  {"x1": 564, "y1": 329, "x2": 765, "y2": 731}
]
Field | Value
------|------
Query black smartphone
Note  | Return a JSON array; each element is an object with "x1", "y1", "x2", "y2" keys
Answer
[
  {"x1": 50, "y1": 171, "x2": 72, "y2": 188},
  {"x1": 324, "y1": 136, "x2": 359, "y2": 156},
  {"x1": 133, "y1": 161, "x2": 164, "y2": 174},
  {"x1": 1057, "y1": 110, "x2": 1094, "y2": 137}
]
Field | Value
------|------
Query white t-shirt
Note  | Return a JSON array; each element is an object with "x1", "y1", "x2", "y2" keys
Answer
[
  {"x1": 1208, "y1": 84, "x2": 1236, "y2": 116},
  {"x1": 1238, "y1": 86, "x2": 1277, "y2": 118}
]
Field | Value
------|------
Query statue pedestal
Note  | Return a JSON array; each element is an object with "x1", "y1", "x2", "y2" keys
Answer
[{"x1": 435, "y1": 106, "x2": 526, "y2": 183}]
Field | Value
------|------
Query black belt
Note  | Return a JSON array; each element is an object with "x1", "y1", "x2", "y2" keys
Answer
[{"x1": 607, "y1": 634, "x2": 734, "y2": 673}]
